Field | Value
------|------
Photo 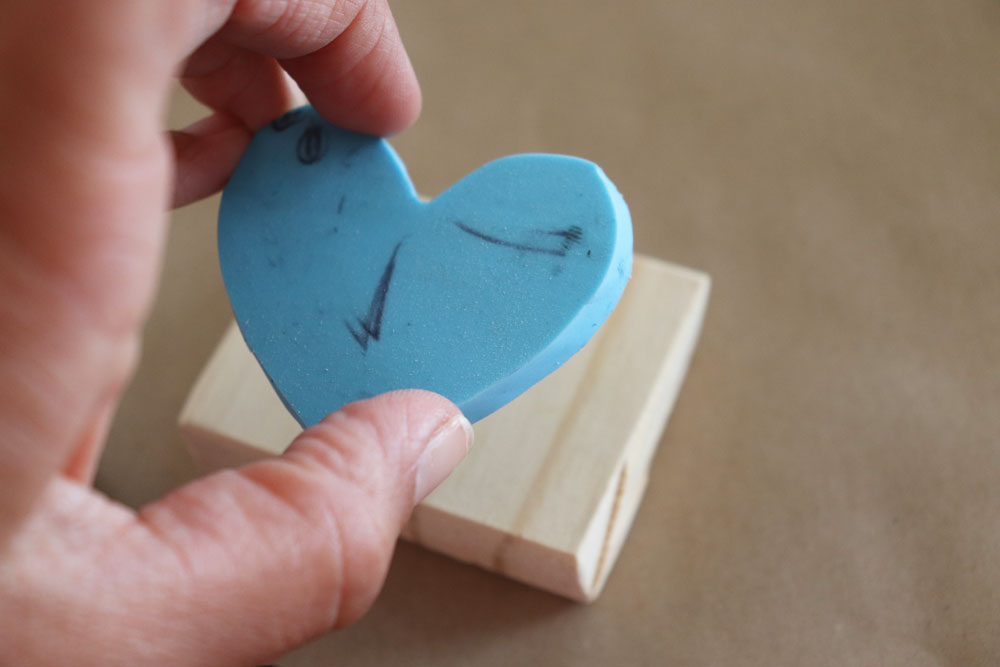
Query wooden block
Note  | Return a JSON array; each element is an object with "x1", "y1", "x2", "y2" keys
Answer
[{"x1": 179, "y1": 254, "x2": 710, "y2": 601}]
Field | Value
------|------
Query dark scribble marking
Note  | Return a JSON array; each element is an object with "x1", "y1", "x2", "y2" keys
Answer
[
  {"x1": 271, "y1": 110, "x2": 305, "y2": 132},
  {"x1": 345, "y1": 242, "x2": 403, "y2": 352},
  {"x1": 546, "y1": 225, "x2": 584, "y2": 251},
  {"x1": 342, "y1": 144, "x2": 364, "y2": 168},
  {"x1": 337, "y1": 195, "x2": 346, "y2": 215},
  {"x1": 454, "y1": 221, "x2": 566, "y2": 257},
  {"x1": 297, "y1": 125, "x2": 326, "y2": 164}
]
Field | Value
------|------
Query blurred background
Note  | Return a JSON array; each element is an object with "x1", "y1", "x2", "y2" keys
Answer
[{"x1": 98, "y1": 1, "x2": 1000, "y2": 664}]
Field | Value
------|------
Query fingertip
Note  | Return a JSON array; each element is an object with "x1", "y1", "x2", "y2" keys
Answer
[
  {"x1": 169, "y1": 113, "x2": 253, "y2": 207},
  {"x1": 360, "y1": 390, "x2": 472, "y2": 505},
  {"x1": 281, "y1": 390, "x2": 468, "y2": 527},
  {"x1": 295, "y1": 389, "x2": 465, "y2": 488},
  {"x1": 367, "y1": 39, "x2": 422, "y2": 136},
  {"x1": 370, "y1": 58, "x2": 422, "y2": 136},
  {"x1": 280, "y1": 0, "x2": 423, "y2": 136},
  {"x1": 348, "y1": 389, "x2": 461, "y2": 434},
  {"x1": 307, "y1": 62, "x2": 421, "y2": 137}
]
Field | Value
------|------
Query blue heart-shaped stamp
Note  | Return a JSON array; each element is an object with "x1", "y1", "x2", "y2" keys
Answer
[{"x1": 219, "y1": 107, "x2": 632, "y2": 426}]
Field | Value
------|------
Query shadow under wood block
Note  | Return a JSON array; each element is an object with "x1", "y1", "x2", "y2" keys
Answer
[{"x1": 179, "y1": 254, "x2": 709, "y2": 601}]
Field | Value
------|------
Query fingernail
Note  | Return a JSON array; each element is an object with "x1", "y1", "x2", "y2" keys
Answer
[{"x1": 413, "y1": 413, "x2": 474, "y2": 504}]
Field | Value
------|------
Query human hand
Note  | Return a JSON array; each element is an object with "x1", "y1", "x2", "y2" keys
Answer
[{"x1": 0, "y1": 2, "x2": 473, "y2": 664}]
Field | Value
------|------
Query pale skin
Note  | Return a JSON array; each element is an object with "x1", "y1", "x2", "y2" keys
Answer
[{"x1": 0, "y1": 2, "x2": 474, "y2": 665}]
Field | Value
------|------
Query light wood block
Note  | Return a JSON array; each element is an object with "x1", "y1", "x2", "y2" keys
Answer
[{"x1": 179, "y1": 254, "x2": 710, "y2": 601}]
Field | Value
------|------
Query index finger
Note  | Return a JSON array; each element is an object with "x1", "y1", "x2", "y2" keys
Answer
[{"x1": 204, "y1": 0, "x2": 421, "y2": 135}]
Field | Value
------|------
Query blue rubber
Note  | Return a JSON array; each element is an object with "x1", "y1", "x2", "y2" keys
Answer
[{"x1": 219, "y1": 106, "x2": 632, "y2": 426}]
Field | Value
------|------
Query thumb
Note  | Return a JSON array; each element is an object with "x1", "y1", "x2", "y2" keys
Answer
[{"x1": 134, "y1": 390, "x2": 472, "y2": 665}]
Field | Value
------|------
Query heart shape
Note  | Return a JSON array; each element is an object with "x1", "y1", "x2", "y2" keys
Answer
[{"x1": 219, "y1": 107, "x2": 632, "y2": 426}]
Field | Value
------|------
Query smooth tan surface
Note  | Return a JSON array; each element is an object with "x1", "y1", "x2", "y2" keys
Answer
[
  {"x1": 98, "y1": 1, "x2": 1000, "y2": 664},
  {"x1": 179, "y1": 257, "x2": 709, "y2": 601}
]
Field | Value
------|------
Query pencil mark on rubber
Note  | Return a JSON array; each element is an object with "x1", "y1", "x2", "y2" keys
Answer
[
  {"x1": 454, "y1": 221, "x2": 570, "y2": 257},
  {"x1": 346, "y1": 242, "x2": 403, "y2": 352},
  {"x1": 271, "y1": 109, "x2": 305, "y2": 132},
  {"x1": 297, "y1": 125, "x2": 326, "y2": 164}
]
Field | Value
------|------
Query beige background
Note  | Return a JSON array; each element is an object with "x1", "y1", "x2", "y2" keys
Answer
[{"x1": 97, "y1": 1, "x2": 1000, "y2": 664}]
